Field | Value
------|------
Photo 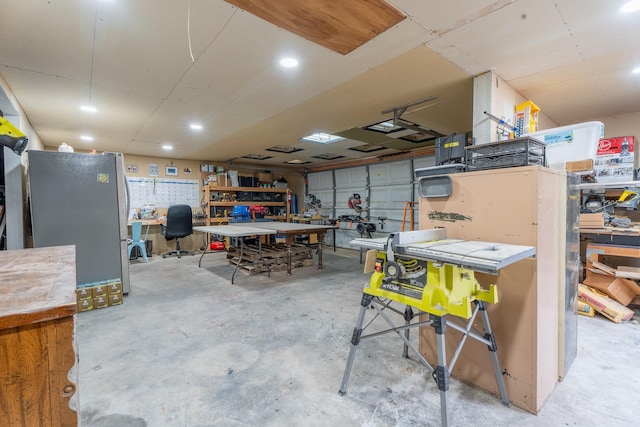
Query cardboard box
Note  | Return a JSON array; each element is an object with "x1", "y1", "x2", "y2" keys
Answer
[
  {"x1": 256, "y1": 172, "x2": 273, "y2": 183},
  {"x1": 93, "y1": 295, "x2": 109, "y2": 309},
  {"x1": 76, "y1": 287, "x2": 93, "y2": 300},
  {"x1": 77, "y1": 298, "x2": 94, "y2": 312},
  {"x1": 108, "y1": 293, "x2": 123, "y2": 306},
  {"x1": 92, "y1": 284, "x2": 107, "y2": 298},
  {"x1": 583, "y1": 273, "x2": 636, "y2": 306},
  {"x1": 594, "y1": 136, "x2": 636, "y2": 183},
  {"x1": 107, "y1": 281, "x2": 122, "y2": 295},
  {"x1": 216, "y1": 173, "x2": 229, "y2": 187},
  {"x1": 578, "y1": 284, "x2": 634, "y2": 323},
  {"x1": 615, "y1": 267, "x2": 640, "y2": 292},
  {"x1": 566, "y1": 159, "x2": 593, "y2": 172}
]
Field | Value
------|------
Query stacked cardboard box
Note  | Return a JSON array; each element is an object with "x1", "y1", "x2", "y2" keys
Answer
[{"x1": 76, "y1": 279, "x2": 124, "y2": 313}]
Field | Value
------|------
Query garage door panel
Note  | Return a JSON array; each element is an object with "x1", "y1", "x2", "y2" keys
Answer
[
  {"x1": 335, "y1": 167, "x2": 367, "y2": 188},
  {"x1": 308, "y1": 171, "x2": 333, "y2": 191},
  {"x1": 369, "y1": 160, "x2": 412, "y2": 186}
]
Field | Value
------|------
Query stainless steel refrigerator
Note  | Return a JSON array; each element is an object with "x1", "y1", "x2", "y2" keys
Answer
[{"x1": 28, "y1": 151, "x2": 130, "y2": 294}]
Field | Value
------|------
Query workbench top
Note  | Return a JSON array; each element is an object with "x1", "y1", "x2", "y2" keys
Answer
[{"x1": 0, "y1": 245, "x2": 77, "y2": 329}]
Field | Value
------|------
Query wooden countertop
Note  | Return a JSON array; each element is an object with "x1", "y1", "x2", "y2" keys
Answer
[
  {"x1": 580, "y1": 226, "x2": 640, "y2": 235},
  {"x1": 0, "y1": 245, "x2": 77, "y2": 330}
]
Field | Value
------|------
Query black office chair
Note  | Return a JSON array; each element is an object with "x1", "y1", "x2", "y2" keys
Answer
[{"x1": 160, "y1": 204, "x2": 195, "y2": 258}]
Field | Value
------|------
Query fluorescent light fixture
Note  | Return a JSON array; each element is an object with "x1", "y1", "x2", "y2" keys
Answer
[
  {"x1": 301, "y1": 132, "x2": 344, "y2": 144},
  {"x1": 80, "y1": 105, "x2": 97, "y2": 113},
  {"x1": 621, "y1": 0, "x2": 640, "y2": 13},
  {"x1": 80, "y1": 135, "x2": 93, "y2": 141},
  {"x1": 280, "y1": 57, "x2": 299, "y2": 68},
  {"x1": 162, "y1": 144, "x2": 173, "y2": 150},
  {"x1": 190, "y1": 123, "x2": 203, "y2": 130}
]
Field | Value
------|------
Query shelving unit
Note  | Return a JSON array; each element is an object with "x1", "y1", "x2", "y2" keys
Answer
[{"x1": 205, "y1": 184, "x2": 289, "y2": 225}]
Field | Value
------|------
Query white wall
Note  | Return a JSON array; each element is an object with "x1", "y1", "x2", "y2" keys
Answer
[
  {"x1": 600, "y1": 111, "x2": 640, "y2": 140},
  {"x1": 474, "y1": 71, "x2": 558, "y2": 144},
  {"x1": 0, "y1": 73, "x2": 44, "y2": 152},
  {"x1": 491, "y1": 74, "x2": 558, "y2": 136}
]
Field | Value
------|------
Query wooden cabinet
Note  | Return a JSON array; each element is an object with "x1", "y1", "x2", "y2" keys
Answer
[
  {"x1": 0, "y1": 245, "x2": 78, "y2": 426},
  {"x1": 418, "y1": 166, "x2": 576, "y2": 414},
  {"x1": 205, "y1": 184, "x2": 289, "y2": 224}
]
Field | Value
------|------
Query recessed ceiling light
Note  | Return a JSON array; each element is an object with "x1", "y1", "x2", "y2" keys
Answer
[
  {"x1": 301, "y1": 133, "x2": 345, "y2": 144},
  {"x1": 633, "y1": 66, "x2": 640, "y2": 74},
  {"x1": 621, "y1": 0, "x2": 640, "y2": 13},
  {"x1": 190, "y1": 123, "x2": 203, "y2": 131},
  {"x1": 80, "y1": 135, "x2": 93, "y2": 141},
  {"x1": 280, "y1": 57, "x2": 299, "y2": 68},
  {"x1": 80, "y1": 105, "x2": 97, "y2": 113},
  {"x1": 162, "y1": 145, "x2": 173, "y2": 150}
]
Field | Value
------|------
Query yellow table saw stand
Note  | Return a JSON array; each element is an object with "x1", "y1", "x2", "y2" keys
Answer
[{"x1": 339, "y1": 230, "x2": 536, "y2": 427}]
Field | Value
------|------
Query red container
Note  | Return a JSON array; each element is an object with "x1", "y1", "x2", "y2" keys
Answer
[{"x1": 210, "y1": 241, "x2": 225, "y2": 251}]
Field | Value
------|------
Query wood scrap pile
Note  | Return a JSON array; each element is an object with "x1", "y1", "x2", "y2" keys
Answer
[
  {"x1": 226, "y1": 243, "x2": 312, "y2": 275},
  {"x1": 580, "y1": 260, "x2": 640, "y2": 323}
]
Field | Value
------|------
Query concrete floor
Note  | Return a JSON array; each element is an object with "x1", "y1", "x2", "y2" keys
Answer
[{"x1": 77, "y1": 248, "x2": 640, "y2": 426}]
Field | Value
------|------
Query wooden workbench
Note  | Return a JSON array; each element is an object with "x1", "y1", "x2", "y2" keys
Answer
[{"x1": 0, "y1": 245, "x2": 78, "y2": 426}]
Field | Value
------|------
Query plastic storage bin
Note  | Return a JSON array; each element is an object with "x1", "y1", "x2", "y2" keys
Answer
[
  {"x1": 465, "y1": 137, "x2": 546, "y2": 171},
  {"x1": 524, "y1": 121, "x2": 604, "y2": 170}
]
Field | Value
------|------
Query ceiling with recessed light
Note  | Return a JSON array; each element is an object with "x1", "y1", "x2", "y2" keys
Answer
[{"x1": 1, "y1": 0, "x2": 639, "y2": 169}]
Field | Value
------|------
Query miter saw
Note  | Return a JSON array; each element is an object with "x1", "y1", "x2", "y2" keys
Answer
[{"x1": 303, "y1": 193, "x2": 322, "y2": 217}]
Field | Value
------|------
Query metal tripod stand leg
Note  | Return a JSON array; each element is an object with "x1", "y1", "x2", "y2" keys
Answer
[
  {"x1": 402, "y1": 305, "x2": 414, "y2": 358},
  {"x1": 339, "y1": 293, "x2": 373, "y2": 395},
  {"x1": 432, "y1": 315, "x2": 450, "y2": 427},
  {"x1": 477, "y1": 301, "x2": 510, "y2": 407}
]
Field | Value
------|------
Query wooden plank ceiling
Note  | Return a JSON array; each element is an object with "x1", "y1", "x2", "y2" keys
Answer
[{"x1": 225, "y1": 0, "x2": 406, "y2": 54}]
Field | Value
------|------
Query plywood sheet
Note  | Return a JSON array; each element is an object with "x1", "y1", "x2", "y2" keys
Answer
[
  {"x1": 418, "y1": 166, "x2": 565, "y2": 414},
  {"x1": 225, "y1": 0, "x2": 406, "y2": 54}
]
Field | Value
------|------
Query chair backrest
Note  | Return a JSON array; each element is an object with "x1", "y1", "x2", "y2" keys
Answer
[
  {"x1": 131, "y1": 221, "x2": 143, "y2": 241},
  {"x1": 165, "y1": 204, "x2": 193, "y2": 238}
]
